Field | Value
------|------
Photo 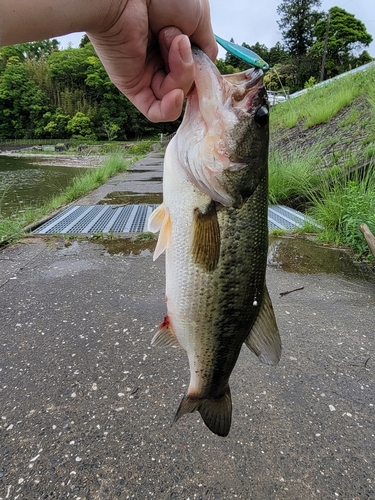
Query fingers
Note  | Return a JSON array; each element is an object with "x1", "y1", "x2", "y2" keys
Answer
[
  {"x1": 148, "y1": 0, "x2": 218, "y2": 61},
  {"x1": 155, "y1": 31, "x2": 195, "y2": 99},
  {"x1": 189, "y1": 2, "x2": 218, "y2": 61},
  {"x1": 131, "y1": 87, "x2": 185, "y2": 123},
  {"x1": 129, "y1": 31, "x2": 195, "y2": 122}
]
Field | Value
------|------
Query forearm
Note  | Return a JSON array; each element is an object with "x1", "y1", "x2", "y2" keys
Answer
[{"x1": 0, "y1": 0, "x2": 121, "y2": 46}]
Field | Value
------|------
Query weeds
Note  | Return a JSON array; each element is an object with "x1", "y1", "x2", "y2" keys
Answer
[
  {"x1": 268, "y1": 150, "x2": 320, "y2": 205},
  {"x1": 127, "y1": 141, "x2": 153, "y2": 155},
  {"x1": 307, "y1": 166, "x2": 375, "y2": 260},
  {"x1": 271, "y1": 64, "x2": 375, "y2": 132}
]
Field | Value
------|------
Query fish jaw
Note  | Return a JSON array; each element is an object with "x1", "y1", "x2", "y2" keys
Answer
[{"x1": 176, "y1": 48, "x2": 269, "y2": 207}]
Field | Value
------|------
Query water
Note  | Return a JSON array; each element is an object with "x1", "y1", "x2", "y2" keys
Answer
[
  {"x1": 0, "y1": 156, "x2": 88, "y2": 217},
  {"x1": 268, "y1": 236, "x2": 374, "y2": 280}
]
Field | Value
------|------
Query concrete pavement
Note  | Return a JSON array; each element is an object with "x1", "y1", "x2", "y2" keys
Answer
[{"x1": 0, "y1": 154, "x2": 374, "y2": 499}]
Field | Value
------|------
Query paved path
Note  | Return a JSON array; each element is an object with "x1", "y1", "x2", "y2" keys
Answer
[
  {"x1": 0, "y1": 154, "x2": 374, "y2": 499},
  {"x1": 77, "y1": 152, "x2": 164, "y2": 205}
]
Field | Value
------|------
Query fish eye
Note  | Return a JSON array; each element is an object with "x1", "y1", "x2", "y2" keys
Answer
[{"x1": 255, "y1": 106, "x2": 269, "y2": 128}]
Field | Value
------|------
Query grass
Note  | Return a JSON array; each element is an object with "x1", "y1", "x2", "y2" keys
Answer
[
  {"x1": 0, "y1": 153, "x2": 133, "y2": 244},
  {"x1": 306, "y1": 164, "x2": 375, "y2": 260},
  {"x1": 268, "y1": 63, "x2": 375, "y2": 261},
  {"x1": 271, "y1": 64, "x2": 375, "y2": 131},
  {"x1": 268, "y1": 149, "x2": 321, "y2": 205}
]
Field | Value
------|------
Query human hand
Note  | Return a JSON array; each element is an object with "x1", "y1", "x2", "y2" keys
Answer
[{"x1": 87, "y1": 0, "x2": 217, "y2": 122}]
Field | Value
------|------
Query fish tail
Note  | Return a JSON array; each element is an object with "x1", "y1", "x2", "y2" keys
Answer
[{"x1": 173, "y1": 386, "x2": 232, "y2": 437}]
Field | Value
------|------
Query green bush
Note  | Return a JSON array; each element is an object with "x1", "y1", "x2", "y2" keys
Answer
[{"x1": 127, "y1": 141, "x2": 153, "y2": 155}]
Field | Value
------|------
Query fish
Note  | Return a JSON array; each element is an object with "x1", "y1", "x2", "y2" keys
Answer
[{"x1": 148, "y1": 48, "x2": 281, "y2": 437}]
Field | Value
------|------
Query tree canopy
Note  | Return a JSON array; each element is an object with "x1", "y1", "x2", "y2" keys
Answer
[
  {"x1": 0, "y1": 38, "x2": 178, "y2": 141},
  {"x1": 277, "y1": 0, "x2": 323, "y2": 57},
  {"x1": 0, "y1": 7, "x2": 374, "y2": 142},
  {"x1": 311, "y1": 7, "x2": 373, "y2": 78}
]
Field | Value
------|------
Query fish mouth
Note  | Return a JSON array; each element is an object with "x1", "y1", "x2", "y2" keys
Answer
[
  {"x1": 191, "y1": 47, "x2": 265, "y2": 112},
  {"x1": 226, "y1": 68, "x2": 265, "y2": 112}
]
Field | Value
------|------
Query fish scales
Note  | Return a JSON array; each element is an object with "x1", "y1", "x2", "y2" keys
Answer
[{"x1": 148, "y1": 48, "x2": 281, "y2": 437}]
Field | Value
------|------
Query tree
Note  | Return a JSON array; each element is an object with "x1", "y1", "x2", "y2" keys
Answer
[
  {"x1": 17, "y1": 40, "x2": 60, "y2": 60},
  {"x1": 79, "y1": 34, "x2": 90, "y2": 48},
  {"x1": 277, "y1": 0, "x2": 323, "y2": 57},
  {"x1": 311, "y1": 7, "x2": 373, "y2": 78},
  {"x1": 102, "y1": 122, "x2": 120, "y2": 141},
  {"x1": 43, "y1": 110, "x2": 70, "y2": 138},
  {"x1": 0, "y1": 57, "x2": 49, "y2": 139},
  {"x1": 268, "y1": 42, "x2": 289, "y2": 67},
  {"x1": 67, "y1": 112, "x2": 95, "y2": 138}
]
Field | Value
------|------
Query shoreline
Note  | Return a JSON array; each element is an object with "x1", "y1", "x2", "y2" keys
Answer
[{"x1": 0, "y1": 152, "x2": 106, "y2": 168}]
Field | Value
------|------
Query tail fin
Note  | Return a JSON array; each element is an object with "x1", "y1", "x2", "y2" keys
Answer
[{"x1": 173, "y1": 386, "x2": 232, "y2": 437}]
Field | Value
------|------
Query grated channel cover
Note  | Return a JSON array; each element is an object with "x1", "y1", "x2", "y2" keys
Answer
[
  {"x1": 268, "y1": 205, "x2": 320, "y2": 231},
  {"x1": 33, "y1": 204, "x2": 320, "y2": 235},
  {"x1": 34, "y1": 205, "x2": 158, "y2": 235}
]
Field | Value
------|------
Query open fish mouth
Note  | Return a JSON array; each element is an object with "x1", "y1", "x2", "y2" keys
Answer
[{"x1": 192, "y1": 47, "x2": 266, "y2": 112}]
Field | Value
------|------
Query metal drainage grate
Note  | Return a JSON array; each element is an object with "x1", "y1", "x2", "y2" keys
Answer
[
  {"x1": 33, "y1": 204, "x2": 319, "y2": 235},
  {"x1": 268, "y1": 205, "x2": 320, "y2": 231},
  {"x1": 33, "y1": 205, "x2": 158, "y2": 235}
]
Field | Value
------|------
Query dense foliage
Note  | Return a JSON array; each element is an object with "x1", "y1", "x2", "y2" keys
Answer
[
  {"x1": 277, "y1": 0, "x2": 323, "y2": 57},
  {"x1": 0, "y1": 5, "x2": 373, "y2": 140},
  {"x1": 0, "y1": 39, "x2": 178, "y2": 141}
]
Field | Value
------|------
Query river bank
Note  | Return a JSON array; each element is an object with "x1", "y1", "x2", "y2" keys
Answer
[
  {"x1": 0, "y1": 151, "x2": 106, "y2": 168},
  {"x1": 0, "y1": 153, "x2": 136, "y2": 244}
]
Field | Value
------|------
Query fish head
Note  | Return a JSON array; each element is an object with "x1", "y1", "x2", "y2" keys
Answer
[{"x1": 175, "y1": 48, "x2": 269, "y2": 206}]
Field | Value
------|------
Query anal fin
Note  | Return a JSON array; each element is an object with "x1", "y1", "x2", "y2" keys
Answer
[
  {"x1": 174, "y1": 386, "x2": 232, "y2": 437},
  {"x1": 245, "y1": 286, "x2": 281, "y2": 366},
  {"x1": 151, "y1": 315, "x2": 180, "y2": 348}
]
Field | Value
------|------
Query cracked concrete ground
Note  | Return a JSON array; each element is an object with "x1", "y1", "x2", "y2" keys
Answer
[{"x1": 0, "y1": 152, "x2": 374, "y2": 499}]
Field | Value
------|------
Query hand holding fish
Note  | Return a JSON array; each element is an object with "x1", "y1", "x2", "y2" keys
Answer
[
  {"x1": 0, "y1": 0, "x2": 217, "y2": 122},
  {"x1": 87, "y1": 0, "x2": 217, "y2": 122}
]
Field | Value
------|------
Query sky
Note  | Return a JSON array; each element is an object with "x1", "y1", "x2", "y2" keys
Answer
[{"x1": 57, "y1": 0, "x2": 375, "y2": 59}]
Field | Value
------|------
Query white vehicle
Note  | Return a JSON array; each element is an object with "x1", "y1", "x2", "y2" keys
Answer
[{"x1": 267, "y1": 91, "x2": 288, "y2": 105}]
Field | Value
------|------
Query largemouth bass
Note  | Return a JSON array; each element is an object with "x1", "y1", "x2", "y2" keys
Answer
[{"x1": 148, "y1": 48, "x2": 281, "y2": 437}]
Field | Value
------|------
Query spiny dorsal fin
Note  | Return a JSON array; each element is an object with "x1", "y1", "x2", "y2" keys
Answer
[
  {"x1": 151, "y1": 316, "x2": 180, "y2": 348},
  {"x1": 245, "y1": 286, "x2": 281, "y2": 366},
  {"x1": 148, "y1": 204, "x2": 171, "y2": 260},
  {"x1": 174, "y1": 386, "x2": 232, "y2": 437},
  {"x1": 192, "y1": 201, "x2": 220, "y2": 272}
]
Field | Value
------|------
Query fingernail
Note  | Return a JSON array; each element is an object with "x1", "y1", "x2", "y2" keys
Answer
[{"x1": 179, "y1": 36, "x2": 193, "y2": 65}]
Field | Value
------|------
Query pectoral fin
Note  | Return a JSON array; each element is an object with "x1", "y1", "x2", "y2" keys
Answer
[
  {"x1": 245, "y1": 286, "x2": 281, "y2": 366},
  {"x1": 192, "y1": 201, "x2": 220, "y2": 272},
  {"x1": 148, "y1": 203, "x2": 171, "y2": 260}
]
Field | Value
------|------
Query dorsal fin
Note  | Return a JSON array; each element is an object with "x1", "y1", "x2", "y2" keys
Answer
[{"x1": 245, "y1": 286, "x2": 281, "y2": 366}]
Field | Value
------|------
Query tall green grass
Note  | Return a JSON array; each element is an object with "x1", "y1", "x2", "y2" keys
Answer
[
  {"x1": 307, "y1": 164, "x2": 375, "y2": 260},
  {"x1": 268, "y1": 149, "x2": 321, "y2": 204},
  {"x1": 0, "y1": 153, "x2": 132, "y2": 244}
]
